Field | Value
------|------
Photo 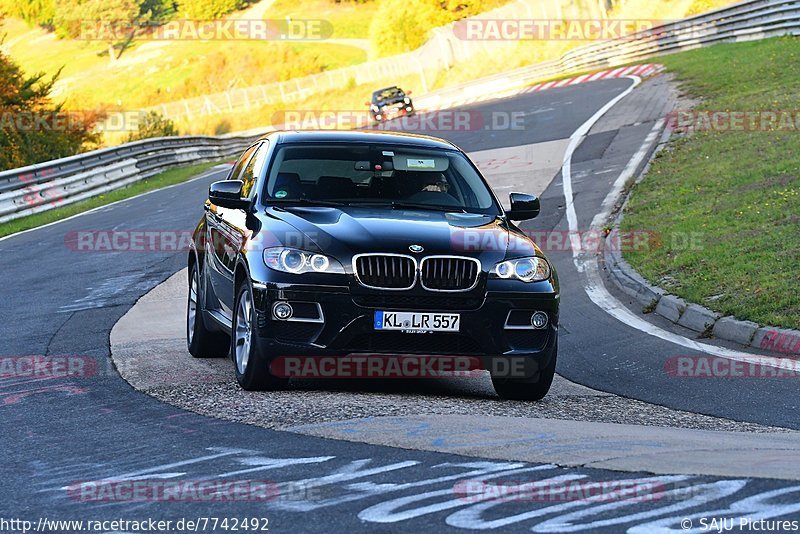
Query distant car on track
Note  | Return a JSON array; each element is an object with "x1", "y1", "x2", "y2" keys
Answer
[
  {"x1": 368, "y1": 86, "x2": 414, "y2": 123},
  {"x1": 187, "y1": 130, "x2": 559, "y2": 400}
]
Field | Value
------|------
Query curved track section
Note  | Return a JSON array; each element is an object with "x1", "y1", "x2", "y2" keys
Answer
[{"x1": 3, "y1": 74, "x2": 800, "y2": 532}]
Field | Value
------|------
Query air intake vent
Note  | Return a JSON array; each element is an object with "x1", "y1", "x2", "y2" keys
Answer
[
  {"x1": 421, "y1": 256, "x2": 480, "y2": 291},
  {"x1": 354, "y1": 254, "x2": 416, "y2": 290}
]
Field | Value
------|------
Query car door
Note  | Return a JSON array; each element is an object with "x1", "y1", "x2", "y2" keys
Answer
[
  {"x1": 206, "y1": 144, "x2": 259, "y2": 319},
  {"x1": 208, "y1": 141, "x2": 271, "y2": 318}
]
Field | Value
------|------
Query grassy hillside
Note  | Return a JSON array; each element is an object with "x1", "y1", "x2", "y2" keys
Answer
[
  {"x1": 0, "y1": 16, "x2": 367, "y2": 111},
  {"x1": 1, "y1": 0, "x2": 744, "y2": 143},
  {"x1": 622, "y1": 36, "x2": 800, "y2": 329}
]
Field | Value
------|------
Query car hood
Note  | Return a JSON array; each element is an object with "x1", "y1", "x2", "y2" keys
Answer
[{"x1": 266, "y1": 206, "x2": 527, "y2": 267}]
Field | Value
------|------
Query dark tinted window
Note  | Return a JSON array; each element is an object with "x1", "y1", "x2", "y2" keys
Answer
[
  {"x1": 373, "y1": 87, "x2": 404, "y2": 102},
  {"x1": 263, "y1": 143, "x2": 499, "y2": 214},
  {"x1": 238, "y1": 141, "x2": 269, "y2": 197},
  {"x1": 228, "y1": 144, "x2": 258, "y2": 190}
]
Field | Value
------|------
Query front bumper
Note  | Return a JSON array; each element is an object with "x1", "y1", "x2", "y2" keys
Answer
[
  {"x1": 372, "y1": 104, "x2": 414, "y2": 121},
  {"x1": 252, "y1": 284, "x2": 558, "y2": 364}
]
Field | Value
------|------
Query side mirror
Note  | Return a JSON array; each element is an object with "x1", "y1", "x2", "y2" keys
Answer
[
  {"x1": 406, "y1": 90, "x2": 413, "y2": 95},
  {"x1": 365, "y1": 101, "x2": 371, "y2": 106},
  {"x1": 209, "y1": 180, "x2": 249, "y2": 210},
  {"x1": 507, "y1": 193, "x2": 540, "y2": 221}
]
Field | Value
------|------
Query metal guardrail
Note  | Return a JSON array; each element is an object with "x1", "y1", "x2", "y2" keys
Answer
[
  {"x1": 1, "y1": 0, "x2": 798, "y2": 224},
  {"x1": 142, "y1": 0, "x2": 607, "y2": 122},
  {"x1": 416, "y1": 0, "x2": 800, "y2": 109},
  {"x1": 0, "y1": 133, "x2": 263, "y2": 224}
]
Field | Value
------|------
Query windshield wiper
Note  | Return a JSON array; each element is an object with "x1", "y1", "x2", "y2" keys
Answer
[{"x1": 353, "y1": 201, "x2": 467, "y2": 213}]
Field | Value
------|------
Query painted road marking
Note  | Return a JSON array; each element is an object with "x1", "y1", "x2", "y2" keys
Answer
[
  {"x1": 39, "y1": 448, "x2": 800, "y2": 531},
  {"x1": 559, "y1": 77, "x2": 800, "y2": 372}
]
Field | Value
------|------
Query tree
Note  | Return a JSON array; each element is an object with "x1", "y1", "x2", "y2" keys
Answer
[
  {"x1": 0, "y1": 47, "x2": 101, "y2": 171},
  {"x1": 368, "y1": 0, "x2": 451, "y2": 58},
  {"x1": 140, "y1": 0, "x2": 178, "y2": 21},
  {"x1": 177, "y1": 0, "x2": 247, "y2": 19},
  {"x1": 126, "y1": 111, "x2": 179, "y2": 141},
  {"x1": 53, "y1": 0, "x2": 147, "y2": 62},
  {"x1": 0, "y1": 0, "x2": 56, "y2": 28}
]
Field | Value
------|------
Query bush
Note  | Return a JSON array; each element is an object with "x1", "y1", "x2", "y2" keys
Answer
[
  {"x1": 178, "y1": 0, "x2": 247, "y2": 18},
  {"x1": 368, "y1": 0, "x2": 449, "y2": 57},
  {"x1": 368, "y1": 0, "x2": 508, "y2": 57},
  {"x1": 126, "y1": 111, "x2": 179, "y2": 141},
  {"x1": 52, "y1": 0, "x2": 144, "y2": 40},
  {"x1": 0, "y1": 0, "x2": 56, "y2": 28},
  {"x1": 685, "y1": 0, "x2": 736, "y2": 16},
  {"x1": 0, "y1": 49, "x2": 100, "y2": 171},
  {"x1": 213, "y1": 118, "x2": 231, "y2": 135}
]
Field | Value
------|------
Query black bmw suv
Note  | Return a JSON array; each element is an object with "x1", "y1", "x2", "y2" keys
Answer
[
  {"x1": 187, "y1": 130, "x2": 559, "y2": 400},
  {"x1": 368, "y1": 86, "x2": 414, "y2": 123}
]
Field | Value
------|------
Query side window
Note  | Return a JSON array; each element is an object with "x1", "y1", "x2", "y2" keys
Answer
[
  {"x1": 239, "y1": 141, "x2": 269, "y2": 198},
  {"x1": 228, "y1": 144, "x2": 259, "y2": 183}
]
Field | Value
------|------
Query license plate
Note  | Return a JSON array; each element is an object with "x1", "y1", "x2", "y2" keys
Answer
[{"x1": 374, "y1": 311, "x2": 460, "y2": 333}]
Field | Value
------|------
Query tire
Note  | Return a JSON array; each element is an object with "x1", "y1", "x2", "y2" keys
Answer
[
  {"x1": 491, "y1": 341, "x2": 557, "y2": 401},
  {"x1": 231, "y1": 280, "x2": 289, "y2": 391},
  {"x1": 187, "y1": 262, "x2": 230, "y2": 358}
]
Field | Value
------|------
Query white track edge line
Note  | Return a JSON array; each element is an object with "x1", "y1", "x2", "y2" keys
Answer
[
  {"x1": 560, "y1": 77, "x2": 799, "y2": 371},
  {"x1": 0, "y1": 164, "x2": 232, "y2": 243}
]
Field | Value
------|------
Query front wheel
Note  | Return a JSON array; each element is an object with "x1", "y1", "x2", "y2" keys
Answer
[
  {"x1": 491, "y1": 341, "x2": 557, "y2": 401},
  {"x1": 231, "y1": 281, "x2": 289, "y2": 391},
  {"x1": 187, "y1": 262, "x2": 229, "y2": 358}
]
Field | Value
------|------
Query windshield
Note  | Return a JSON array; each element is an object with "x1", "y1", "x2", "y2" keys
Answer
[
  {"x1": 373, "y1": 88, "x2": 403, "y2": 101},
  {"x1": 262, "y1": 143, "x2": 500, "y2": 215}
]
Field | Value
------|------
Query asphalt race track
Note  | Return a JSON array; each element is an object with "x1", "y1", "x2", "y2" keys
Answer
[{"x1": 3, "y1": 74, "x2": 800, "y2": 532}]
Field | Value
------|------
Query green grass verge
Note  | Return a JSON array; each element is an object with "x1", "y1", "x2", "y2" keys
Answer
[
  {"x1": 269, "y1": 0, "x2": 378, "y2": 39},
  {"x1": 0, "y1": 161, "x2": 220, "y2": 239},
  {"x1": 621, "y1": 36, "x2": 800, "y2": 329}
]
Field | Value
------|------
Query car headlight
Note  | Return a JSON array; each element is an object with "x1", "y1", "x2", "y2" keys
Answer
[
  {"x1": 491, "y1": 257, "x2": 550, "y2": 282},
  {"x1": 403, "y1": 97, "x2": 410, "y2": 104},
  {"x1": 263, "y1": 247, "x2": 345, "y2": 274}
]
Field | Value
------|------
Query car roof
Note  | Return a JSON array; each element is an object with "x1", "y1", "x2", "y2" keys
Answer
[{"x1": 259, "y1": 130, "x2": 458, "y2": 150}]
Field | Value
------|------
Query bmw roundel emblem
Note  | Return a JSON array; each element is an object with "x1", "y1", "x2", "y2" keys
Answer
[{"x1": 409, "y1": 244, "x2": 424, "y2": 253}]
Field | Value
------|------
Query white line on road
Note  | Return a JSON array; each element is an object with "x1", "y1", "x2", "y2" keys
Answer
[
  {"x1": 560, "y1": 77, "x2": 800, "y2": 371},
  {"x1": 561, "y1": 76, "x2": 642, "y2": 266},
  {"x1": 0, "y1": 164, "x2": 232, "y2": 244}
]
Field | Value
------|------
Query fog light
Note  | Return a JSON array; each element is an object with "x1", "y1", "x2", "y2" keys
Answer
[
  {"x1": 273, "y1": 302, "x2": 294, "y2": 321},
  {"x1": 531, "y1": 312, "x2": 548, "y2": 329}
]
